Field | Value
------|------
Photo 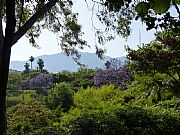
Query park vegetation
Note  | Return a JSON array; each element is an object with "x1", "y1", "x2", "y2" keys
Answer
[
  {"x1": 6, "y1": 29, "x2": 180, "y2": 134},
  {"x1": 1, "y1": 0, "x2": 180, "y2": 134}
]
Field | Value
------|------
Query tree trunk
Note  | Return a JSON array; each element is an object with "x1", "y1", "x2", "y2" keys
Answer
[
  {"x1": 31, "y1": 62, "x2": 32, "y2": 70},
  {"x1": 0, "y1": 43, "x2": 11, "y2": 134},
  {"x1": 0, "y1": 0, "x2": 16, "y2": 134}
]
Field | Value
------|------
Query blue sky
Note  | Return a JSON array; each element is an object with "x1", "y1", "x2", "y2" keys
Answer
[{"x1": 10, "y1": 1, "x2": 155, "y2": 61}]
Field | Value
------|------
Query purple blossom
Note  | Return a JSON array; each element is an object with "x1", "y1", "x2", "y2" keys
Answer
[
  {"x1": 94, "y1": 65, "x2": 133, "y2": 90},
  {"x1": 22, "y1": 73, "x2": 53, "y2": 91}
]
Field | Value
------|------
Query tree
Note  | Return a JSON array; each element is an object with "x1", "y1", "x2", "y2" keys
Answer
[
  {"x1": 29, "y1": 56, "x2": 34, "y2": 70},
  {"x1": 23, "y1": 62, "x2": 30, "y2": 73},
  {"x1": 126, "y1": 28, "x2": 180, "y2": 93},
  {"x1": 25, "y1": 73, "x2": 53, "y2": 92},
  {"x1": 53, "y1": 70, "x2": 74, "y2": 84},
  {"x1": 85, "y1": 0, "x2": 180, "y2": 46},
  {"x1": 71, "y1": 68, "x2": 96, "y2": 91},
  {"x1": 0, "y1": 0, "x2": 87, "y2": 133},
  {"x1": 94, "y1": 59, "x2": 133, "y2": 90},
  {"x1": 37, "y1": 58, "x2": 44, "y2": 72}
]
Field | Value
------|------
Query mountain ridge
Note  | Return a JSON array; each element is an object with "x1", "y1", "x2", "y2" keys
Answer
[{"x1": 10, "y1": 52, "x2": 126, "y2": 72}]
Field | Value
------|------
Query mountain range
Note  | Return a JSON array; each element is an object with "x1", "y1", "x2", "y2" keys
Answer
[{"x1": 10, "y1": 52, "x2": 126, "y2": 73}]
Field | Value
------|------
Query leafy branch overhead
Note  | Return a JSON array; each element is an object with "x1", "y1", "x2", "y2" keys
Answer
[
  {"x1": 1, "y1": 0, "x2": 87, "y2": 56},
  {"x1": 91, "y1": 0, "x2": 180, "y2": 33}
]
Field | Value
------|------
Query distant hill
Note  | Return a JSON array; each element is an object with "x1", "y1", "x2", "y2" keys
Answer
[{"x1": 10, "y1": 52, "x2": 126, "y2": 72}]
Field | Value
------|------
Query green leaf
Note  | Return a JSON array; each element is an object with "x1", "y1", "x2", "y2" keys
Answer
[
  {"x1": 135, "y1": 2, "x2": 150, "y2": 15},
  {"x1": 150, "y1": 0, "x2": 170, "y2": 14},
  {"x1": 172, "y1": 0, "x2": 180, "y2": 4}
]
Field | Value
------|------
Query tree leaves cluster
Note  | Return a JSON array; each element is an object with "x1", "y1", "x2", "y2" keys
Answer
[
  {"x1": 126, "y1": 27, "x2": 180, "y2": 92},
  {"x1": 1, "y1": 0, "x2": 88, "y2": 56},
  {"x1": 93, "y1": 0, "x2": 180, "y2": 33}
]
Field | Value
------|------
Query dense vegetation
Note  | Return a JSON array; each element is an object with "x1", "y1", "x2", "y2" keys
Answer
[
  {"x1": 3, "y1": 0, "x2": 180, "y2": 134},
  {"x1": 7, "y1": 29, "x2": 180, "y2": 134}
]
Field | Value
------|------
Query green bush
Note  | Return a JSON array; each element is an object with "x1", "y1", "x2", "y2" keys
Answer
[
  {"x1": 29, "y1": 127, "x2": 60, "y2": 135},
  {"x1": 57, "y1": 85, "x2": 180, "y2": 135},
  {"x1": 59, "y1": 106, "x2": 180, "y2": 135},
  {"x1": 7, "y1": 101, "x2": 54, "y2": 134},
  {"x1": 73, "y1": 85, "x2": 124, "y2": 111},
  {"x1": 46, "y1": 82, "x2": 74, "y2": 112},
  {"x1": 155, "y1": 98, "x2": 180, "y2": 110}
]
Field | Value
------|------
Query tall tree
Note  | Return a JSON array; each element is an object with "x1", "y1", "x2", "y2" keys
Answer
[
  {"x1": 0, "y1": 0, "x2": 87, "y2": 134},
  {"x1": 29, "y1": 56, "x2": 34, "y2": 70},
  {"x1": 37, "y1": 58, "x2": 44, "y2": 72}
]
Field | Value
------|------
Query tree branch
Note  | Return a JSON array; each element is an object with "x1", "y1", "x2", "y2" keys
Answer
[
  {"x1": 166, "y1": 72, "x2": 180, "y2": 85},
  {"x1": 13, "y1": 0, "x2": 58, "y2": 45},
  {"x1": 172, "y1": 1, "x2": 180, "y2": 19}
]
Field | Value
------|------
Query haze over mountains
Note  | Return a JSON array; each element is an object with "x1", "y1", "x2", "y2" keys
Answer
[{"x1": 10, "y1": 52, "x2": 126, "y2": 72}]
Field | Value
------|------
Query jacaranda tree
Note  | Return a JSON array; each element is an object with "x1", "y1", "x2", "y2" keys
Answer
[
  {"x1": 23, "y1": 73, "x2": 53, "y2": 92},
  {"x1": 94, "y1": 59, "x2": 133, "y2": 90}
]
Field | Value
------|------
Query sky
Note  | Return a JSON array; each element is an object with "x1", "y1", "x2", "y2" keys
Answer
[{"x1": 10, "y1": 1, "x2": 155, "y2": 61}]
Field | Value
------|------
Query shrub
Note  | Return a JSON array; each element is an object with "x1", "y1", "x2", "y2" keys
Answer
[
  {"x1": 73, "y1": 85, "x2": 125, "y2": 111},
  {"x1": 59, "y1": 106, "x2": 180, "y2": 135},
  {"x1": 46, "y1": 82, "x2": 74, "y2": 112},
  {"x1": 7, "y1": 101, "x2": 54, "y2": 134}
]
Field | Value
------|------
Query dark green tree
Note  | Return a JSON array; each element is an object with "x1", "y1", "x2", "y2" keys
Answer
[
  {"x1": 37, "y1": 58, "x2": 44, "y2": 73},
  {"x1": 53, "y1": 70, "x2": 73, "y2": 84},
  {"x1": 71, "y1": 68, "x2": 96, "y2": 91},
  {"x1": 127, "y1": 28, "x2": 180, "y2": 95},
  {"x1": 29, "y1": 56, "x2": 34, "y2": 70}
]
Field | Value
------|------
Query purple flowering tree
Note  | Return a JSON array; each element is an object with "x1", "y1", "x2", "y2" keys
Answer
[
  {"x1": 22, "y1": 73, "x2": 53, "y2": 93},
  {"x1": 94, "y1": 59, "x2": 133, "y2": 90}
]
